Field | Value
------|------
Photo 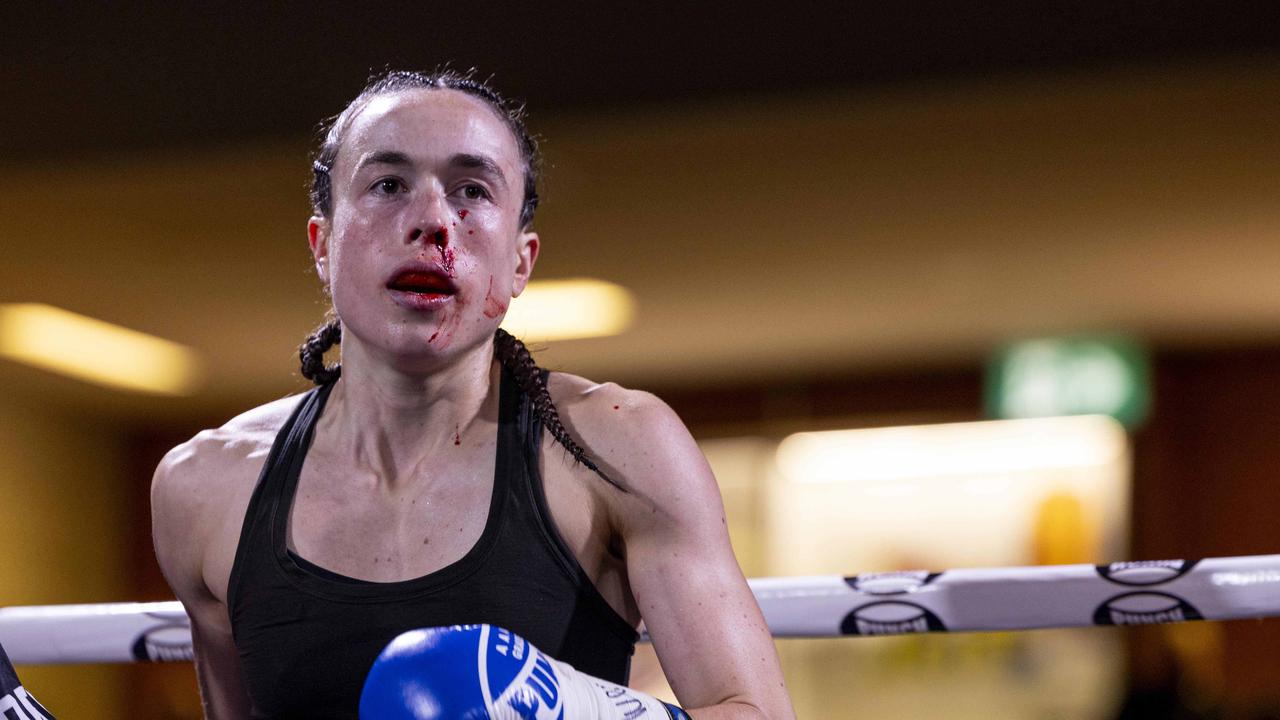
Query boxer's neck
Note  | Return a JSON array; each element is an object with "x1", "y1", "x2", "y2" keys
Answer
[{"x1": 317, "y1": 335, "x2": 500, "y2": 487}]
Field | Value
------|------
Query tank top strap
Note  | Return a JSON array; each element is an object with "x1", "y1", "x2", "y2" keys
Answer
[
  {"x1": 509, "y1": 370, "x2": 577, "y2": 579},
  {"x1": 513, "y1": 369, "x2": 550, "y2": 464},
  {"x1": 510, "y1": 371, "x2": 640, "y2": 646},
  {"x1": 228, "y1": 366, "x2": 638, "y2": 715},
  {"x1": 494, "y1": 363, "x2": 524, "y2": 483},
  {"x1": 227, "y1": 381, "x2": 335, "y2": 608},
  {"x1": 506, "y1": 368, "x2": 547, "y2": 508},
  {"x1": 237, "y1": 365, "x2": 525, "y2": 603}
]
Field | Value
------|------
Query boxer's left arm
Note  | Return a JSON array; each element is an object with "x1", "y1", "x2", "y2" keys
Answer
[
  {"x1": 151, "y1": 436, "x2": 253, "y2": 719},
  {"x1": 589, "y1": 392, "x2": 795, "y2": 719},
  {"x1": 0, "y1": 642, "x2": 54, "y2": 718}
]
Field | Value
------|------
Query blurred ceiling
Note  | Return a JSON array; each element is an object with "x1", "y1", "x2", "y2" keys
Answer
[
  {"x1": 2, "y1": 5, "x2": 1279, "y2": 424},
  {"x1": 4, "y1": 2, "x2": 1278, "y2": 159}
]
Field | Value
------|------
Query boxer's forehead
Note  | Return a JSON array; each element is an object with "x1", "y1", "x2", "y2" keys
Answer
[{"x1": 334, "y1": 88, "x2": 523, "y2": 186}]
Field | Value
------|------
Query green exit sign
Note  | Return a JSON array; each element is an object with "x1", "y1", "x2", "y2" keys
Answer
[{"x1": 987, "y1": 337, "x2": 1150, "y2": 428}]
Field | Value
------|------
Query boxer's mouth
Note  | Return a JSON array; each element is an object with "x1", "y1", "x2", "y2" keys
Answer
[{"x1": 386, "y1": 265, "x2": 458, "y2": 295}]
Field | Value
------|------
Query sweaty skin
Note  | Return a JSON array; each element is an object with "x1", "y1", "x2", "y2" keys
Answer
[{"x1": 151, "y1": 88, "x2": 793, "y2": 719}]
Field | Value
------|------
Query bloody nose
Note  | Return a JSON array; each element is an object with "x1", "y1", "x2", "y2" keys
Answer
[{"x1": 408, "y1": 226, "x2": 449, "y2": 246}]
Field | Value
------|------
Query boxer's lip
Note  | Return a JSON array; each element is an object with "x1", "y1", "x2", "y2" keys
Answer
[{"x1": 386, "y1": 263, "x2": 457, "y2": 295}]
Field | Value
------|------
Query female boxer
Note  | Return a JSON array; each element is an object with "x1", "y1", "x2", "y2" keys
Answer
[{"x1": 152, "y1": 70, "x2": 793, "y2": 719}]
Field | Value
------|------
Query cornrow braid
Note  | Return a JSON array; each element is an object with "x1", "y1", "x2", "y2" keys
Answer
[
  {"x1": 493, "y1": 328, "x2": 623, "y2": 491},
  {"x1": 299, "y1": 316, "x2": 342, "y2": 384}
]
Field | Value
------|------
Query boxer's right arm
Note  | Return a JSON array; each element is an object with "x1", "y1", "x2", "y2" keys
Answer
[{"x1": 152, "y1": 437, "x2": 252, "y2": 719}]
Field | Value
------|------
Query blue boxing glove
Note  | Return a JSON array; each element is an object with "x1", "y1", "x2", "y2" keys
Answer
[{"x1": 360, "y1": 624, "x2": 690, "y2": 719}]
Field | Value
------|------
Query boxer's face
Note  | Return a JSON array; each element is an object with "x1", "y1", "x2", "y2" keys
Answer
[{"x1": 308, "y1": 89, "x2": 538, "y2": 369}]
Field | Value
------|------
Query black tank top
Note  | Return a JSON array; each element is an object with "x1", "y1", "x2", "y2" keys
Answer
[{"x1": 227, "y1": 367, "x2": 638, "y2": 719}]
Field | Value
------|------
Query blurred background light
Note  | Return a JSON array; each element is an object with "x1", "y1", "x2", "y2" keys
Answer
[
  {"x1": 672, "y1": 417, "x2": 1134, "y2": 717},
  {"x1": 777, "y1": 415, "x2": 1127, "y2": 485},
  {"x1": 0, "y1": 303, "x2": 203, "y2": 396},
  {"x1": 4, "y1": 4, "x2": 1280, "y2": 715},
  {"x1": 988, "y1": 337, "x2": 1150, "y2": 428},
  {"x1": 501, "y1": 278, "x2": 635, "y2": 342}
]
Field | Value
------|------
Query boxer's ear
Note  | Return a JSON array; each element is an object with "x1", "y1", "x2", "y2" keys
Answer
[
  {"x1": 308, "y1": 216, "x2": 331, "y2": 285},
  {"x1": 511, "y1": 230, "x2": 539, "y2": 298}
]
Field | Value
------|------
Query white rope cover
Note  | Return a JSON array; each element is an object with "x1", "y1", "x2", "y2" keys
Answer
[{"x1": 1, "y1": 554, "x2": 1276, "y2": 665}]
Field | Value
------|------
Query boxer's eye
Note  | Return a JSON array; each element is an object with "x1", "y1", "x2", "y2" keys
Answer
[
  {"x1": 371, "y1": 178, "x2": 406, "y2": 196},
  {"x1": 459, "y1": 184, "x2": 489, "y2": 201}
]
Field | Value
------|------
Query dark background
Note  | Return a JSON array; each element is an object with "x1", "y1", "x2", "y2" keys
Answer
[{"x1": 3, "y1": 3, "x2": 1280, "y2": 717}]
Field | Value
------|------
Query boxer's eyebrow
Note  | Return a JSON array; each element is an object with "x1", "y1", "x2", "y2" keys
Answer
[
  {"x1": 449, "y1": 153, "x2": 508, "y2": 189},
  {"x1": 355, "y1": 150, "x2": 414, "y2": 173}
]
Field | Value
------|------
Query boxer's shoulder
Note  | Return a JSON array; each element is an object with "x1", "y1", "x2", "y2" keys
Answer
[
  {"x1": 546, "y1": 372, "x2": 711, "y2": 508},
  {"x1": 159, "y1": 393, "x2": 307, "y2": 486},
  {"x1": 548, "y1": 372, "x2": 681, "y2": 443},
  {"x1": 151, "y1": 393, "x2": 308, "y2": 592},
  {"x1": 547, "y1": 372, "x2": 688, "y2": 470}
]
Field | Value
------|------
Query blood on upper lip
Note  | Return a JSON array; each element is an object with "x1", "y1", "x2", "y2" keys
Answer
[{"x1": 388, "y1": 269, "x2": 454, "y2": 293}]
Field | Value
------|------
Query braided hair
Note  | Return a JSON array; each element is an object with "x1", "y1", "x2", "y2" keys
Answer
[
  {"x1": 492, "y1": 329, "x2": 619, "y2": 489},
  {"x1": 298, "y1": 311, "x2": 342, "y2": 385},
  {"x1": 297, "y1": 69, "x2": 618, "y2": 490}
]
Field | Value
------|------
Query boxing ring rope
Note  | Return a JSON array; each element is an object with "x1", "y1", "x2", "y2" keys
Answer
[{"x1": 1, "y1": 554, "x2": 1277, "y2": 665}]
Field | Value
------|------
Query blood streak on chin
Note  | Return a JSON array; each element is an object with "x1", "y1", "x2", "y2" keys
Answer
[
  {"x1": 439, "y1": 247, "x2": 457, "y2": 277},
  {"x1": 482, "y1": 276, "x2": 508, "y2": 319},
  {"x1": 427, "y1": 299, "x2": 465, "y2": 349}
]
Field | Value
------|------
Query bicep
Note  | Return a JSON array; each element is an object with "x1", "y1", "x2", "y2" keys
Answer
[
  {"x1": 614, "y1": 408, "x2": 791, "y2": 716},
  {"x1": 150, "y1": 443, "x2": 209, "y2": 597},
  {"x1": 629, "y1": 510, "x2": 777, "y2": 709},
  {"x1": 188, "y1": 597, "x2": 251, "y2": 719},
  {"x1": 150, "y1": 448, "x2": 251, "y2": 718}
]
